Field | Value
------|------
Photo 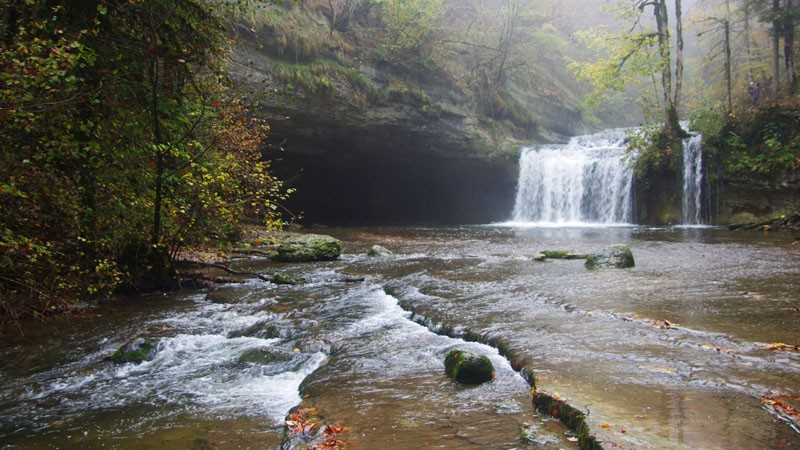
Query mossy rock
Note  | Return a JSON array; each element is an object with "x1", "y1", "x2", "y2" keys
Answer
[
  {"x1": 237, "y1": 348, "x2": 294, "y2": 365},
  {"x1": 270, "y1": 272, "x2": 307, "y2": 285},
  {"x1": 585, "y1": 244, "x2": 635, "y2": 269},
  {"x1": 367, "y1": 245, "x2": 393, "y2": 257},
  {"x1": 533, "y1": 392, "x2": 602, "y2": 449},
  {"x1": 271, "y1": 234, "x2": 343, "y2": 263},
  {"x1": 112, "y1": 337, "x2": 157, "y2": 364},
  {"x1": 541, "y1": 250, "x2": 589, "y2": 260},
  {"x1": 444, "y1": 349, "x2": 494, "y2": 384},
  {"x1": 541, "y1": 250, "x2": 571, "y2": 259}
]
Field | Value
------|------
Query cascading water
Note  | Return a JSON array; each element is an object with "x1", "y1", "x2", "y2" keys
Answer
[
  {"x1": 681, "y1": 133, "x2": 704, "y2": 225},
  {"x1": 511, "y1": 128, "x2": 635, "y2": 225},
  {"x1": 510, "y1": 127, "x2": 706, "y2": 226}
]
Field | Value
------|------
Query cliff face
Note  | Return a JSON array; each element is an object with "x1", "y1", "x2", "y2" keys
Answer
[
  {"x1": 717, "y1": 174, "x2": 800, "y2": 224},
  {"x1": 227, "y1": 6, "x2": 587, "y2": 225}
]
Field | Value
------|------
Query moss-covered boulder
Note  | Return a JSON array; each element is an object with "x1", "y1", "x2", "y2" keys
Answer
[
  {"x1": 271, "y1": 234, "x2": 342, "y2": 263},
  {"x1": 444, "y1": 349, "x2": 494, "y2": 384},
  {"x1": 270, "y1": 272, "x2": 307, "y2": 285},
  {"x1": 585, "y1": 244, "x2": 635, "y2": 269},
  {"x1": 367, "y1": 245, "x2": 393, "y2": 257},
  {"x1": 112, "y1": 337, "x2": 157, "y2": 364}
]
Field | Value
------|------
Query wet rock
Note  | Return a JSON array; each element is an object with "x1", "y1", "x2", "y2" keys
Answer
[
  {"x1": 271, "y1": 234, "x2": 342, "y2": 263},
  {"x1": 295, "y1": 338, "x2": 334, "y2": 355},
  {"x1": 541, "y1": 250, "x2": 589, "y2": 260},
  {"x1": 367, "y1": 245, "x2": 393, "y2": 257},
  {"x1": 227, "y1": 322, "x2": 284, "y2": 340},
  {"x1": 585, "y1": 244, "x2": 635, "y2": 269},
  {"x1": 519, "y1": 421, "x2": 560, "y2": 446},
  {"x1": 111, "y1": 337, "x2": 157, "y2": 364},
  {"x1": 444, "y1": 349, "x2": 494, "y2": 384},
  {"x1": 237, "y1": 348, "x2": 294, "y2": 365},
  {"x1": 532, "y1": 253, "x2": 547, "y2": 262},
  {"x1": 270, "y1": 272, "x2": 307, "y2": 285}
]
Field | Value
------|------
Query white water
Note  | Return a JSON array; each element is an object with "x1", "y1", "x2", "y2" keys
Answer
[
  {"x1": 511, "y1": 127, "x2": 705, "y2": 226},
  {"x1": 511, "y1": 128, "x2": 634, "y2": 225},
  {"x1": 682, "y1": 133, "x2": 704, "y2": 225}
]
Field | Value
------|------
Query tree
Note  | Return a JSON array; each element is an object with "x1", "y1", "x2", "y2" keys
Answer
[
  {"x1": 571, "y1": 0, "x2": 687, "y2": 137},
  {"x1": 0, "y1": 0, "x2": 291, "y2": 323},
  {"x1": 745, "y1": 0, "x2": 800, "y2": 90},
  {"x1": 326, "y1": 0, "x2": 368, "y2": 33},
  {"x1": 695, "y1": 1, "x2": 734, "y2": 114}
]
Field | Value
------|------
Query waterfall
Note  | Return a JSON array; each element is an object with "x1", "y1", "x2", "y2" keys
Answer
[
  {"x1": 510, "y1": 128, "x2": 705, "y2": 226},
  {"x1": 681, "y1": 133, "x2": 704, "y2": 225},
  {"x1": 511, "y1": 128, "x2": 634, "y2": 225}
]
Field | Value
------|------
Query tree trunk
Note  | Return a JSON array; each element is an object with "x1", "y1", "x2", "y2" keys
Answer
[
  {"x1": 773, "y1": 0, "x2": 782, "y2": 91},
  {"x1": 150, "y1": 54, "x2": 164, "y2": 247},
  {"x1": 785, "y1": 0, "x2": 796, "y2": 88},
  {"x1": 725, "y1": 19, "x2": 733, "y2": 114},
  {"x1": 674, "y1": 0, "x2": 684, "y2": 113},
  {"x1": 654, "y1": 0, "x2": 672, "y2": 112},
  {"x1": 744, "y1": 1, "x2": 753, "y2": 77}
]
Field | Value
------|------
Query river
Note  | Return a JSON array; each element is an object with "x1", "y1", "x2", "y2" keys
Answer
[{"x1": 1, "y1": 225, "x2": 799, "y2": 449}]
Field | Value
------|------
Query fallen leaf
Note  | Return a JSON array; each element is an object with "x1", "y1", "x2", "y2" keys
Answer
[{"x1": 764, "y1": 343, "x2": 800, "y2": 352}]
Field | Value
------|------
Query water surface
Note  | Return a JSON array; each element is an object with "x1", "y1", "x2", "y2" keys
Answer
[{"x1": 1, "y1": 226, "x2": 798, "y2": 449}]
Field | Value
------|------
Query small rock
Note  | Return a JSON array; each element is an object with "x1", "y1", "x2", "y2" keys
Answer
[
  {"x1": 444, "y1": 349, "x2": 494, "y2": 384},
  {"x1": 112, "y1": 337, "x2": 157, "y2": 364},
  {"x1": 295, "y1": 338, "x2": 334, "y2": 355},
  {"x1": 237, "y1": 348, "x2": 294, "y2": 365},
  {"x1": 367, "y1": 245, "x2": 393, "y2": 257},
  {"x1": 270, "y1": 272, "x2": 306, "y2": 285}
]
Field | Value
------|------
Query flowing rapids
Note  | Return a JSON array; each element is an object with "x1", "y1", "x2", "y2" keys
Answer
[{"x1": 1, "y1": 226, "x2": 798, "y2": 449}]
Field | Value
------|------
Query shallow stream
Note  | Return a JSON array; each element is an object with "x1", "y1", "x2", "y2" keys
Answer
[{"x1": 1, "y1": 226, "x2": 799, "y2": 449}]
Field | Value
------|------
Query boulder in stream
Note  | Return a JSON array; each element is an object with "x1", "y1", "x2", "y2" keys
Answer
[
  {"x1": 111, "y1": 337, "x2": 157, "y2": 364},
  {"x1": 367, "y1": 245, "x2": 393, "y2": 257},
  {"x1": 585, "y1": 244, "x2": 635, "y2": 269},
  {"x1": 444, "y1": 349, "x2": 494, "y2": 384},
  {"x1": 270, "y1": 272, "x2": 307, "y2": 285},
  {"x1": 271, "y1": 234, "x2": 342, "y2": 263}
]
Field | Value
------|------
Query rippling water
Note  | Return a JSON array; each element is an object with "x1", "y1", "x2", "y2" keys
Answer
[{"x1": 1, "y1": 226, "x2": 798, "y2": 449}]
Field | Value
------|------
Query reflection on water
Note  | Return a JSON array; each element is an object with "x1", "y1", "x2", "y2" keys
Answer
[{"x1": 1, "y1": 226, "x2": 798, "y2": 449}]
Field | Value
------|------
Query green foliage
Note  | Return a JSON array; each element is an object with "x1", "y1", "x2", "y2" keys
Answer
[
  {"x1": 697, "y1": 99, "x2": 800, "y2": 180},
  {"x1": 375, "y1": 0, "x2": 444, "y2": 66},
  {"x1": 570, "y1": 24, "x2": 661, "y2": 110},
  {"x1": 0, "y1": 1, "x2": 292, "y2": 326},
  {"x1": 246, "y1": 3, "x2": 330, "y2": 61},
  {"x1": 626, "y1": 123, "x2": 683, "y2": 175}
]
